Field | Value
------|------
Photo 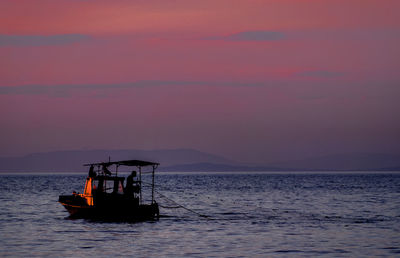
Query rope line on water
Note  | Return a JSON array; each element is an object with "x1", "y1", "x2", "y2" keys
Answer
[
  {"x1": 140, "y1": 181, "x2": 211, "y2": 219},
  {"x1": 155, "y1": 189, "x2": 212, "y2": 219},
  {"x1": 158, "y1": 205, "x2": 182, "y2": 209}
]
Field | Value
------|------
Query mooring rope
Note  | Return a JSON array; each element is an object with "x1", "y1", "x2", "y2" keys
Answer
[
  {"x1": 141, "y1": 181, "x2": 211, "y2": 219},
  {"x1": 158, "y1": 205, "x2": 182, "y2": 209},
  {"x1": 155, "y1": 189, "x2": 211, "y2": 219}
]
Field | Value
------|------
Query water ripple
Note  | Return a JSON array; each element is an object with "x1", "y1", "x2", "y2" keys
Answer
[{"x1": 0, "y1": 172, "x2": 399, "y2": 257}]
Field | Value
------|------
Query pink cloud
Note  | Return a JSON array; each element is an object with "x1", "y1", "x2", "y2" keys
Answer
[{"x1": 1, "y1": 0, "x2": 399, "y2": 161}]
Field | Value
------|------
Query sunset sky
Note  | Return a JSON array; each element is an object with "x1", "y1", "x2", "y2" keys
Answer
[{"x1": 1, "y1": 0, "x2": 399, "y2": 163}]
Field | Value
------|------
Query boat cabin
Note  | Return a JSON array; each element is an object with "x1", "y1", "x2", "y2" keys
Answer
[{"x1": 59, "y1": 159, "x2": 160, "y2": 220}]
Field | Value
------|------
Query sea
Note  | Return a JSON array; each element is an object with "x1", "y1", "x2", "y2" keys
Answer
[{"x1": 0, "y1": 172, "x2": 399, "y2": 257}]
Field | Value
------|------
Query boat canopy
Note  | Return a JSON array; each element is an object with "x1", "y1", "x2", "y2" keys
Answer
[{"x1": 84, "y1": 159, "x2": 159, "y2": 168}]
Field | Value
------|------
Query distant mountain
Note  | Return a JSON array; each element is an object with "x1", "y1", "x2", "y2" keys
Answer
[
  {"x1": 273, "y1": 153, "x2": 400, "y2": 171},
  {"x1": 160, "y1": 162, "x2": 285, "y2": 172},
  {"x1": 0, "y1": 150, "x2": 399, "y2": 173},
  {"x1": 0, "y1": 149, "x2": 233, "y2": 172}
]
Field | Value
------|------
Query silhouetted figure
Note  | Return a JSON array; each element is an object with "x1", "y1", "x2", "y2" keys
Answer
[
  {"x1": 125, "y1": 171, "x2": 137, "y2": 195},
  {"x1": 102, "y1": 165, "x2": 112, "y2": 176},
  {"x1": 88, "y1": 165, "x2": 96, "y2": 177}
]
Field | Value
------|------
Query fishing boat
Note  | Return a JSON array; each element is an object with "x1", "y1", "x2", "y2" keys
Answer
[{"x1": 59, "y1": 159, "x2": 160, "y2": 221}]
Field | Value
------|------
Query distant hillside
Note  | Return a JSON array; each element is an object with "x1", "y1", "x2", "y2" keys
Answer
[
  {"x1": 0, "y1": 150, "x2": 399, "y2": 173},
  {"x1": 161, "y1": 162, "x2": 285, "y2": 172},
  {"x1": 273, "y1": 153, "x2": 400, "y2": 171},
  {"x1": 0, "y1": 149, "x2": 233, "y2": 172}
]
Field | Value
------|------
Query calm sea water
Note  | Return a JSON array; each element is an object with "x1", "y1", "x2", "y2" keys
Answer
[{"x1": 0, "y1": 172, "x2": 399, "y2": 257}]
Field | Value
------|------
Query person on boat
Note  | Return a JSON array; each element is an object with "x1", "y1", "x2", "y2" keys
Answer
[
  {"x1": 88, "y1": 165, "x2": 96, "y2": 177},
  {"x1": 102, "y1": 164, "x2": 112, "y2": 176},
  {"x1": 125, "y1": 171, "x2": 137, "y2": 195}
]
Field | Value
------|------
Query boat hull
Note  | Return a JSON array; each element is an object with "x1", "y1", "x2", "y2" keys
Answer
[{"x1": 59, "y1": 195, "x2": 159, "y2": 221}]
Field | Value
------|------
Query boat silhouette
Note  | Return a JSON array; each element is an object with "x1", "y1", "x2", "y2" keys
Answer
[{"x1": 59, "y1": 159, "x2": 160, "y2": 221}]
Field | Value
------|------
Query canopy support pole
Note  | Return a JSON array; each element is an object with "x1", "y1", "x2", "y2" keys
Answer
[
  {"x1": 139, "y1": 166, "x2": 142, "y2": 205},
  {"x1": 151, "y1": 165, "x2": 155, "y2": 203}
]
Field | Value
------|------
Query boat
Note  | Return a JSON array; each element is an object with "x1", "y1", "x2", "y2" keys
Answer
[{"x1": 59, "y1": 159, "x2": 160, "y2": 221}]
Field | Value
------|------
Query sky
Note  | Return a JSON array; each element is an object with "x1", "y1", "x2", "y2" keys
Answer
[{"x1": 1, "y1": 0, "x2": 399, "y2": 163}]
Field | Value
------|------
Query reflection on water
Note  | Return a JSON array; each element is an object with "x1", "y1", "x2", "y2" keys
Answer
[{"x1": 0, "y1": 172, "x2": 399, "y2": 257}]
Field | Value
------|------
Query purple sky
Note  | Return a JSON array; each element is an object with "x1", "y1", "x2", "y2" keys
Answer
[{"x1": 1, "y1": 0, "x2": 399, "y2": 163}]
